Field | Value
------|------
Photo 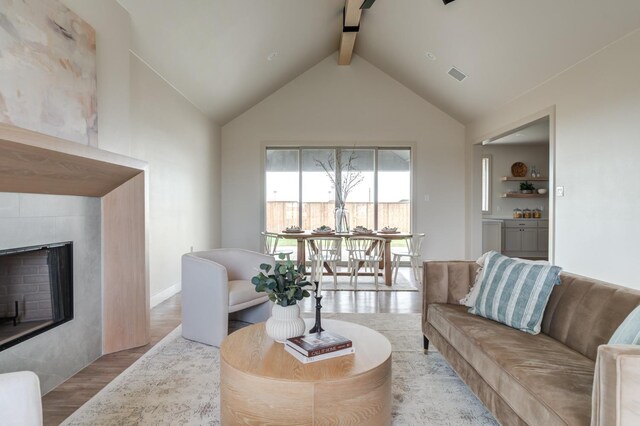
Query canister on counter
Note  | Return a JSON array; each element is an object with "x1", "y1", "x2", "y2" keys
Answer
[
  {"x1": 523, "y1": 208, "x2": 532, "y2": 219},
  {"x1": 533, "y1": 208, "x2": 542, "y2": 218},
  {"x1": 513, "y1": 208, "x2": 522, "y2": 219}
]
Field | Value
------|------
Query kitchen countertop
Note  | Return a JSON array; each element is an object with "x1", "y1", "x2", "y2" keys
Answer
[{"x1": 483, "y1": 216, "x2": 548, "y2": 221}]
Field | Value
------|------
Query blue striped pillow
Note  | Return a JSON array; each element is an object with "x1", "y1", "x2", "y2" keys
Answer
[
  {"x1": 609, "y1": 305, "x2": 640, "y2": 345},
  {"x1": 470, "y1": 251, "x2": 562, "y2": 335}
]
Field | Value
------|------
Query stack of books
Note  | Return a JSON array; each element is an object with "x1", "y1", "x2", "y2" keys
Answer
[{"x1": 285, "y1": 331, "x2": 354, "y2": 364}]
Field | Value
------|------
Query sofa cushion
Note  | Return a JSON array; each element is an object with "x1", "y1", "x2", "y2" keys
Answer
[
  {"x1": 542, "y1": 273, "x2": 640, "y2": 360},
  {"x1": 429, "y1": 304, "x2": 594, "y2": 425},
  {"x1": 228, "y1": 280, "x2": 266, "y2": 308}
]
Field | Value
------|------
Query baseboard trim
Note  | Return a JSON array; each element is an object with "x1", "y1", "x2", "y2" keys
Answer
[{"x1": 150, "y1": 283, "x2": 181, "y2": 308}]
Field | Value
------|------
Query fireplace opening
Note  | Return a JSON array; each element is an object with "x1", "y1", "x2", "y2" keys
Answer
[{"x1": 0, "y1": 242, "x2": 73, "y2": 352}]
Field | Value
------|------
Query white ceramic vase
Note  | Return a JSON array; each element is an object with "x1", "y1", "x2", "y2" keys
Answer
[{"x1": 265, "y1": 303, "x2": 306, "y2": 343}]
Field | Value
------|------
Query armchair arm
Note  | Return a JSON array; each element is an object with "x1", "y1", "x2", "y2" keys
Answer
[
  {"x1": 233, "y1": 250, "x2": 276, "y2": 281},
  {"x1": 592, "y1": 344, "x2": 640, "y2": 426},
  {"x1": 195, "y1": 249, "x2": 274, "y2": 281},
  {"x1": 422, "y1": 261, "x2": 479, "y2": 334},
  {"x1": 0, "y1": 371, "x2": 42, "y2": 426}
]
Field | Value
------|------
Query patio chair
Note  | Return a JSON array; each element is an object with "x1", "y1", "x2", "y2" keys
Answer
[
  {"x1": 261, "y1": 231, "x2": 292, "y2": 261},
  {"x1": 392, "y1": 233, "x2": 425, "y2": 284},
  {"x1": 306, "y1": 237, "x2": 342, "y2": 290},
  {"x1": 345, "y1": 236, "x2": 385, "y2": 291}
]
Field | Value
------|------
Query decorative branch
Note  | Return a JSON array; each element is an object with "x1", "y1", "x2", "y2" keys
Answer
[{"x1": 314, "y1": 149, "x2": 363, "y2": 206}]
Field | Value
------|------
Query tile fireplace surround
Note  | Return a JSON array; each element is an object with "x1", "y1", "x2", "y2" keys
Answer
[
  {"x1": 0, "y1": 123, "x2": 149, "y2": 393},
  {"x1": 0, "y1": 194, "x2": 101, "y2": 393}
]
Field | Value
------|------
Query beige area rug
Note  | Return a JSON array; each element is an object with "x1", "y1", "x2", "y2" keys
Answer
[
  {"x1": 317, "y1": 267, "x2": 420, "y2": 292},
  {"x1": 63, "y1": 314, "x2": 497, "y2": 425}
]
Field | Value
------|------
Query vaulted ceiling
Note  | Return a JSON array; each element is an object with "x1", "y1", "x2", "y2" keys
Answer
[{"x1": 117, "y1": 0, "x2": 640, "y2": 125}]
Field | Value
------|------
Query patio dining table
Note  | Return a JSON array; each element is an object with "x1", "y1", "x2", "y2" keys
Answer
[{"x1": 276, "y1": 231, "x2": 412, "y2": 286}]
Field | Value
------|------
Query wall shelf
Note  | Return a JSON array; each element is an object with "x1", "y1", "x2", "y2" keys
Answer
[
  {"x1": 501, "y1": 176, "x2": 548, "y2": 181},
  {"x1": 501, "y1": 193, "x2": 548, "y2": 198}
]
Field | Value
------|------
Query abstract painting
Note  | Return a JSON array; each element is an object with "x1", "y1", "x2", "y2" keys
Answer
[{"x1": 0, "y1": 0, "x2": 97, "y2": 145}]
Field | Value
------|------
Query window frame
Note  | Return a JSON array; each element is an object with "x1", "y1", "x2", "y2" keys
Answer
[
  {"x1": 263, "y1": 145, "x2": 413, "y2": 232},
  {"x1": 481, "y1": 154, "x2": 492, "y2": 214}
]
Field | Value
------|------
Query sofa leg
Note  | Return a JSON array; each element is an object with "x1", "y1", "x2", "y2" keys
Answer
[{"x1": 423, "y1": 336, "x2": 429, "y2": 351}]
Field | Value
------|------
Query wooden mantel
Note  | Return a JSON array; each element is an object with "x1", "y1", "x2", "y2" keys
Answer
[{"x1": 0, "y1": 123, "x2": 150, "y2": 354}]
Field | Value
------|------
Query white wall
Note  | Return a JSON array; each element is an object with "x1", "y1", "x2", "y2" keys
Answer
[
  {"x1": 467, "y1": 29, "x2": 640, "y2": 289},
  {"x1": 130, "y1": 54, "x2": 221, "y2": 300},
  {"x1": 222, "y1": 54, "x2": 466, "y2": 260},
  {"x1": 57, "y1": 0, "x2": 223, "y2": 301},
  {"x1": 482, "y1": 144, "x2": 550, "y2": 218}
]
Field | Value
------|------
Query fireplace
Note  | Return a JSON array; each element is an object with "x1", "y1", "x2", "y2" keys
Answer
[{"x1": 0, "y1": 242, "x2": 73, "y2": 351}]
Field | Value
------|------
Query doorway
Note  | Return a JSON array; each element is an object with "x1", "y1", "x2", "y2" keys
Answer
[{"x1": 477, "y1": 114, "x2": 554, "y2": 261}]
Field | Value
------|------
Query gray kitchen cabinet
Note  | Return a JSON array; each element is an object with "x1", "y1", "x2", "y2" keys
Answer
[
  {"x1": 521, "y1": 229, "x2": 538, "y2": 251},
  {"x1": 501, "y1": 219, "x2": 548, "y2": 259},
  {"x1": 504, "y1": 229, "x2": 522, "y2": 252},
  {"x1": 482, "y1": 220, "x2": 503, "y2": 253},
  {"x1": 538, "y1": 228, "x2": 549, "y2": 252}
]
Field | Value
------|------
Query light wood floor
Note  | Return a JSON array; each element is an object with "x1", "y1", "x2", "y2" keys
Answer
[{"x1": 42, "y1": 283, "x2": 421, "y2": 424}]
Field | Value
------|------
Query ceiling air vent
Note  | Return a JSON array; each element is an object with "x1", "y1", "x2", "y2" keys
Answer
[{"x1": 448, "y1": 67, "x2": 467, "y2": 82}]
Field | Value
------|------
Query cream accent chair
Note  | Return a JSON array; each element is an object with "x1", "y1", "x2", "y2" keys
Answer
[
  {"x1": 182, "y1": 249, "x2": 275, "y2": 347},
  {"x1": 0, "y1": 371, "x2": 42, "y2": 426}
]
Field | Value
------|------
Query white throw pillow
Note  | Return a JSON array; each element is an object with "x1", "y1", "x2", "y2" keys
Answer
[
  {"x1": 460, "y1": 252, "x2": 549, "y2": 307},
  {"x1": 460, "y1": 267, "x2": 483, "y2": 307},
  {"x1": 476, "y1": 251, "x2": 491, "y2": 267},
  {"x1": 460, "y1": 254, "x2": 487, "y2": 307}
]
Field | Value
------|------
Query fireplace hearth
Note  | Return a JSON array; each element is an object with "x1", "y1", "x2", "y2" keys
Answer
[{"x1": 0, "y1": 242, "x2": 73, "y2": 351}]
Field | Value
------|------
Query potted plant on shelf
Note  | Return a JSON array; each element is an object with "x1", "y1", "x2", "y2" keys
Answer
[
  {"x1": 520, "y1": 181, "x2": 536, "y2": 194},
  {"x1": 251, "y1": 254, "x2": 313, "y2": 343}
]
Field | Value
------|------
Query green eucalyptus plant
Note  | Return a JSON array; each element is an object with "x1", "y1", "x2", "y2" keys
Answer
[{"x1": 251, "y1": 254, "x2": 313, "y2": 307}]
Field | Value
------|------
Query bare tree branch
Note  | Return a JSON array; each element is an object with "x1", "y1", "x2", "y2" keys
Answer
[{"x1": 314, "y1": 148, "x2": 363, "y2": 206}]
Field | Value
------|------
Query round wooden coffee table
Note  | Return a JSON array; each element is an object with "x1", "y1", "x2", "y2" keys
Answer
[{"x1": 220, "y1": 318, "x2": 392, "y2": 425}]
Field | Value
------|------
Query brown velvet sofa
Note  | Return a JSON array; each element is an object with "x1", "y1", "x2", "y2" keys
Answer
[{"x1": 422, "y1": 261, "x2": 640, "y2": 426}]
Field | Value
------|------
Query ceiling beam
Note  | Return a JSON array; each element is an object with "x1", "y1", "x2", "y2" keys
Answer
[{"x1": 338, "y1": 0, "x2": 365, "y2": 65}]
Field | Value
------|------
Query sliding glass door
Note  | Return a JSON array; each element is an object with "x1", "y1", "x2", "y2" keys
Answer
[
  {"x1": 377, "y1": 149, "x2": 411, "y2": 232},
  {"x1": 342, "y1": 148, "x2": 375, "y2": 230},
  {"x1": 301, "y1": 149, "x2": 335, "y2": 230},
  {"x1": 265, "y1": 149, "x2": 299, "y2": 232},
  {"x1": 265, "y1": 147, "x2": 412, "y2": 232}
]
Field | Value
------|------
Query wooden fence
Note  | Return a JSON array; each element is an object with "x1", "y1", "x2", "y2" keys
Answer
[{"x1": 266, "y1": 201, "x2": 410, "y2": 232}]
